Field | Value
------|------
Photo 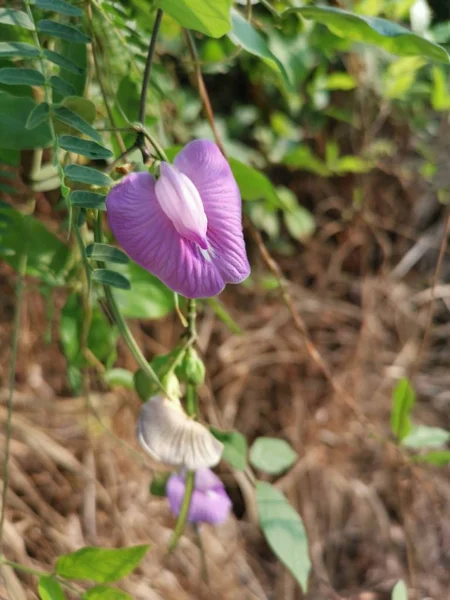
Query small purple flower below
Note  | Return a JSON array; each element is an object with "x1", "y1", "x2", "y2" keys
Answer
[
  {"x1": 106, "y1": 140, "x2": 250, "y2": 298},
  {"x1": 167, "y1": 468, "x2": 232, "y2": 525}
]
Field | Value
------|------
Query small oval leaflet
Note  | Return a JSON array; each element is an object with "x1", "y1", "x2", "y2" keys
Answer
[
  {"x1": 35, "y1": 0, "x2": 84, "y2": 17},
  {"x1": 86, "y1": 243, "x2": 130, "y2": 264},
  {"x1": 25, "y1": 102, "x2": 50, "y2": 130},
  {"x1": 54, "y1": 106, "x2": 102, "y2": 143},
  {"x1": 50, "y1": 75, "x2": 76, "y2": 97},
  {"x1": 43, "y1": 48, "x2": 84, "y2": 75},
  {"x1": 92, "y1": 269, "x2": 131, "y2": 290},
  {"x1": 250, "y1": 437, "x2": 297, "y2": 475},
  {"x1": 70, "y1": 190, "x2": 106, "y2": 210},
  {"x1": 38, "y1": 575, "x2": 65, "y2": 600},
  {"x1": 0, "y1": 8, "x2": 35, "y2": 30},
  {"x1": 64, "y1": 164, "x2": 112, "y2": 187},
  {"x1": 0, "y1": 41, "x2": 40, "y2": 58},
  {"x1": 37, "y1": 20, "x2": 91, "y2": 44},
  {"x1": 59, "y1": 135, "x2": 113, "y2": 160},
  {"x1": 0, "y1": 67, "x2": 45, "y2": 86}
]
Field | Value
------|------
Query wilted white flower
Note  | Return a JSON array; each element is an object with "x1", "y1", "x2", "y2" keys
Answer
[{"x1": 137, "y1": 396, "x2": 223, "y2": 470}]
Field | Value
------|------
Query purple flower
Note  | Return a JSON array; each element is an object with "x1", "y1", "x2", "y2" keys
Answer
[
  {"x1": 106, "y1": 140, "x2": 250, "y2": 298},
  {"x1": 167, "y1": 468, "x2": 232, "y2": 525}
]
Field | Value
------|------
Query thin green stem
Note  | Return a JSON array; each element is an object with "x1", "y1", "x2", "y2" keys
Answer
[
  {"x1": 259, "y1": 0, "x2": 280, "y2": 19},
  {"x1": 168, "y1": 470, "x2": 195, "y2": 552},
  {"x1": 93, "y1": 213, "x2": 164, "y2": 392},
  {"x1": 0, "y1": 250, "x2": 27, "y2": 549},
  {"x1": 138, "y1": 9, "x2": 163, "y2": 124},
  {"x1": 193, "y1": 523, "x2": 209, "y2": 583}
]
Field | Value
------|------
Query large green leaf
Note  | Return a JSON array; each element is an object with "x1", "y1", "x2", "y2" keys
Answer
[
  {"x1": 0, "y1": 9, "x2": 35, "y2": 30},
  {"x1": 37, "y1": 20, "x2": 90, "y2": 44},
  {"x1": 35, "y1": 0, "x2": 84, "y2": 17},
  {"x1": 229, "y1": 157, "x2": 281, "y2": 207},
  {"x1": 390, "y1": 378, "x2": 415, "y2": 441},
  {"x1": 38, "y1": 575, "x2": 65, "y2": 600},
  {"x1": 113, "y1": 262, "x2": 175, "y2": 319},
  {"x1": 0, "y1": 207, "x2": 69, "y2": 284},
  {"x1": 0, "y1": 42, "x2": 40, "y2": 58},
  {"x1": 0, "y1": 67, "x2": 45, "y2": 86},
  {"x1": 256, "y1": 482, "x2": 311, "y2": 592},
  {"x1": 157, "y1": 0, "x2": 232, "y2": 38},
  {"x1": 56, "y1": 545, "x2": 149, "y2": 583},
  {"x1": 289, "y1": 6, "x2": 449, "y2": 63},
  {"x1": 228, "y1": 9, "x2": 290, "y2": 86},
  {"x1": 250, "y1": 437, "x2": 297, "y2": 475}
]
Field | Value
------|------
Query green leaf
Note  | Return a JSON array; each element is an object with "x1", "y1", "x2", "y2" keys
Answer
[
  {"x1": 50, "y1": 75, "x2": 75, "y2": 97},
  {"x1": 56, "y1": 545, "x2": 149, "y2": 583},
  {"x1": 83, "y1": 586, "x2": 133, "y2": 600},
  {"x1": 35, "y1": 0, "x2": 83, "y2": 17},
  {"x1": 56, "y1": 41, "x2": 87, "y2": 97},
  {"x1": 38, "y1": 575, "x2": 65, "y2": 600},
  {"x1": 59, "y1": 135, "x2": 113, "y2": 160},
  {"x1": 229, "y1": 157, "x2": 281, "y2": 207},
  {"x1": 390, "y1": 378, "x2": 415, "y2": 441},
  {"x1": 114, "y1": 262, "x2": 175, "y2": 319},
  {"x1": 415, "y1": 450, "x2": 450, "y2": 466},
  {"x1": 0, "y1": 206, "x2": 69, "y2": 284},
  {"x1": 282, "y1": 146, "x2": 330, "y2": 177},
  {"x1": 392, "y1": 579, "x2": 408, "y2": 600},
  {"x1": 256, "y1": 482, "x2": 310, "y2": 592},
  {"x1": 0, "y1": 184, "x2": 17, "y2": 195},
  {"x1": 26, "y1": 102, "x2": 50, "y2": 130},
  {"x1": 0, "y1": 42, "x2": 40, "y2": 58},
  {"x1": 284, "y1": 207, "x2": 315, "y2": 241},
  {"x1": 70, "y1": 191, "x2": 106, "y2": 210},
  {"x1": 210, "y1": 428, "x2": 247, "y2": 471},
  {"x1": 92, "y1": 269, "x2": 131, "y2": 290},
  {"x1": 55, "y1": 96, "x2": 96, "y2": 136},
  {"x1": 157, "y1": 0, "x2": 232, "y2": 38},
  {"x1": 0, "y1": 9, "x2": 35, "y2": 30},
  {"x1": 250, "y1": 437, "x2": 297, "y2": 475},
  {"x1": 54, "y1": 106, "x2": 102, "y2": 143},
  {"x1": 64, "y1": 164, "x2": 112, "y2": 187},
  {"x1": 402, "y1": 425, "x2": 450, "y2": 449},
  {"x1": 229, "y1": 9, "x2": 290, "y2": 86},
  {"x1": 104, "y1": 368, "x2": 134, "y2": 390},
  {"x1": 290, "y1": 6, "x2": 449, "y2": 63},
  {"x1": 43, "y1": 49, "x2": 84, "y2": 75},
  {"x1": 86, "y1": 243, "x2": 129, "y2": 264},
  {"x1": 150, "y1": 472, "x2": 170, "y2": 497},
  {"x1": 37, "y1": 20, "x2": 90, "y2": 44},
  {"x1": 207, "y1": 297, "x2": 242, "y2": 334},
  {"x1": 0, "y1": 68, "x2": 45, "y2": 86}
]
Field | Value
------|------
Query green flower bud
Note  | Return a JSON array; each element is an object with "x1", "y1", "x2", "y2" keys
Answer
[{"x1": 180, "y1": 347, "x2": 205, "y2": 386}]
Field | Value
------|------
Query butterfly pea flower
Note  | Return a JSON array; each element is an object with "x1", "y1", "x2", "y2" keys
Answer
[
  {"x1": 106, "y1": 140, "x2": 250, "y2": 298},
  {"x1": 167, "y1": 468, "x2": 232, "y2": 525},
  {"x1": 137, "y1": 395, "x2": 223, "y2": 470}
]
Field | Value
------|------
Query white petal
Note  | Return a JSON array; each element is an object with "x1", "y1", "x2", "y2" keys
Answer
[{"x1": 137, "y1": 396, "x2": 223, "y2": 470}]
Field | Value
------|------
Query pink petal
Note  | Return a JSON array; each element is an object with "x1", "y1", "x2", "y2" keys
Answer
[
  {"x1": 106, "y1": 172, "x2": 225, "y2": 298},
  {"x1": 174, "y1": 140, "x2": 250, "y2": 285}
]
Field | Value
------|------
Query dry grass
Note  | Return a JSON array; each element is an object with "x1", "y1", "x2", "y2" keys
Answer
[{"x1": 0, "y1": 149, "x2": 450, "y2": 600}]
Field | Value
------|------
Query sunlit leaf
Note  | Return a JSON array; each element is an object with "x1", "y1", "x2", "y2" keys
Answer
[
  {"x1": 403, "y1": 425, "x2": 450, "y2": 449},
  {"x1": 0, "y1": 41, "x2": 39, "y2": 58},
  {"x1": 59, "y1": 135, "x2": 112, "y2": 159},
  {"x1": 26, "y1": 102, "x2": 50, "y2": 130},
  {"x1": 415, "y1": 450, "x2": 450, "y2": 466},
  {"x1": 0, "y1": 68, "x2": 45, "y2": 86},
  {"x1": 37, "y1": 20, "x2": 90, "y2": 44},
  {"x1": 229, "y1": 9, "x2": 290, "y2": 86},
  {"x1": 290, "y1": 6, "x2": 449, "y2": 62},
  {"x1": 250, "y1": 437, "x2": 297, "y2": 475},
  {"x1": 390, "y1": 378, "x2": 415, "y2": 441},
  {"x1": 64, "y1": 164, "x2": 112, "y2": 187},
  {"x1": 38, "y1": 575, "x2": 65, "y2": 600},
  {"x1": 256, "y1": 482, "x2": 311, "y2": 592},
  {"x1": 392, "y1": 580, "x2": 408, "y2": 600},
  {"x1": 83, "y1": 586, "x2": 133, "y2": 600},
  {"x1": 0, "y1": 8, "x2": 35, "y2": 30},
  {"x1": 229, "y1": 157, "x2": 281, "y2": 207},
  {"x1": 92, "y1": 269, "x2": 131, "y2": 290},
  {"x1": 157, "y1": 0, "x2": 232, "y2": 38},
  {"x1": 43, "y1": 49, "x2": 84, "y2": 75},
  {"x1": 56, "y1": 545, "x2": 149, "y2": 583}
]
